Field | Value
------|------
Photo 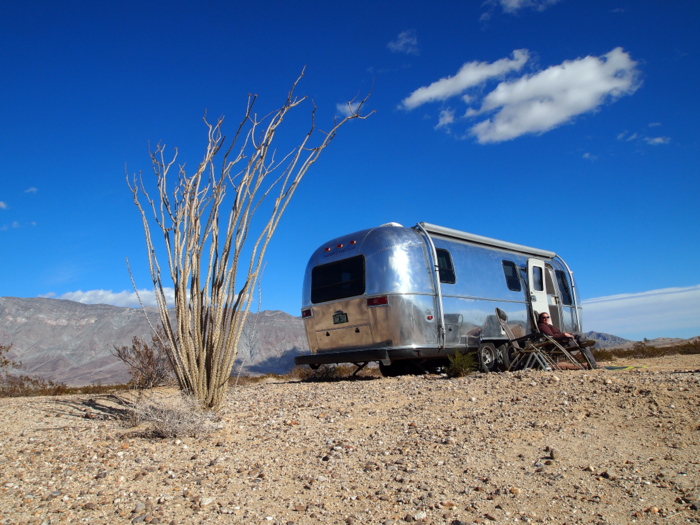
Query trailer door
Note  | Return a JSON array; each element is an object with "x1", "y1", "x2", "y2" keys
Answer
[{"x1": 527, "y1": 258, "x2": 549, "y2": 318}]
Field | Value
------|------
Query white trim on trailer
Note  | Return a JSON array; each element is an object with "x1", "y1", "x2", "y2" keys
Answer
[{"x1": 418, "y1": 222, "x2": 557, "y2": 259}]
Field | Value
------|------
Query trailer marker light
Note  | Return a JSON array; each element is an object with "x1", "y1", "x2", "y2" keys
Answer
[
  {"x1": 324, "y1": 247, "x2": 331, "y2": 252},
  {"x1": 367, "y1": 296, "x2": 388, "y2": 307},
  {"x1": 301, "y1": 308, "x2": 313, "y2": 319},
  {"x1": 349, "y1": 240, "x2": 357, "y2": 245},
  {"x1": 337, "y1": 243, "x2": 344, "y2": 248}
]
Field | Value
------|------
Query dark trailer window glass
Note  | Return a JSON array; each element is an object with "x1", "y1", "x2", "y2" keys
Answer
[
  {"x1": 555, "y1": 270, "x2": 573, "y2": 305},
  {"x1": 532, "y1": 266, "x2": 544, "y2": 292},
  {"x1": 502, "y1": 261, "x2": 522, "y2": 291},
  {"x1": 436, "y1": 248, "x2": 456, "y2": 284},
  {"x1": 311, "y1": 255, "x2": 365, "y2": 304}
]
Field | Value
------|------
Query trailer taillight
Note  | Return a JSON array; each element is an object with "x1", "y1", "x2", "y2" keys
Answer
[
  {"x1": 301, "y1": 308, "x2": 313, "y2": 319},
  {"x1": 367, "y1": 296, "x2": 388, "y2": 307},
  {"x1": 323, "y1": 240, "x2": 357, "y2": 252}
]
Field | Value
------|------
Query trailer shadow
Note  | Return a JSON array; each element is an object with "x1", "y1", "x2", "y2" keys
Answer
[{"x1": 296, "y1": 374, "x2": 382, "y2": 383}]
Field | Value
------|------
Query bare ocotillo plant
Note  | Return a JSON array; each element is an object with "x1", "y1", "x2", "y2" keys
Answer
[{"x1": 128, "y1": 73, "x2": 371, "y2": 409}]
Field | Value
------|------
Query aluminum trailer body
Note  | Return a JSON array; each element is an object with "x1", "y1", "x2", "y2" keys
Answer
[{"x1": 294, "y1": 222, "x2": 581, "y2": 374}]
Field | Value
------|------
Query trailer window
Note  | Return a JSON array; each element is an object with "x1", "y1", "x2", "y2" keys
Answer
[
  {"x1": 436, "y1": 249, "x2": 455, "y2": 284},
  {"x1": 311, "y1": 256, "x2": 365, "y2": 303},
  {"x1": 532, "y1": 266, "x2": 544, "y2": 292},
  {"x1": 502, "y1": 261, "x2": 521, "y2": 291},
  {"x1": 555, "y1": 270, "x2": 573, "y2": 305}
]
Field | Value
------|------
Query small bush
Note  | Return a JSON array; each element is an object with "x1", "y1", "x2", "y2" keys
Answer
[
  {"x1": 75, "y1": 383, "x2": 130, "y2": 395},
  {"x1": 124, "y1": 392, "x2": 219, "y2": 439},
  {"x1": 675, "y1": 338, "x2": 700, "y2": 355},
  {"x1": 0, "y1": 343, "x2": 18, "y2": 371},
  {"x1": 446, "y1": 351, "x2": 477, "y2": 378},
  {"x1": 0, "y1": 342, "x2": 69, "y2": 398},
  {"x1": 591, "y1": 348, "x2": 615, "y2": 362},
  {"x1": 112, "y1": 329, "x2": 173, "y2": 389},
  {"x1": 0, "y1": 373, "x2": 68, "y2": 398}
]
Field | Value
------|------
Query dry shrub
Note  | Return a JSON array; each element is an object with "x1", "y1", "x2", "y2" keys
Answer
[
  {"x1": 123, "y1": 391, "x2": 219, "y2": 439},
  {"x1": 675, "y1": 338, "x2": 700, "y2": 355},
  {"x1": 76, "y1": 383, "x2": 130, "y2": 395},
  {"x1": 593, "y1": 338, "x2": 700, "y2": 362},
  {"x1": 112, "y1": 329, "x2": 173, "y2": 389},
  {"x1": 0, "y1": 373, "x2": 68, "y2": 398},
  {"x1": 0, "y1": 342, "x2": 69, "y2": 398}
]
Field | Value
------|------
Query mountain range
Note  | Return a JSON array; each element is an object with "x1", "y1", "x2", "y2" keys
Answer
[
  {"x1": 0, "y1": 297, "x2": 685, "y2": 386},
  {"x1": 0, "y1": 297, "x2": 307, "y2": 386}
]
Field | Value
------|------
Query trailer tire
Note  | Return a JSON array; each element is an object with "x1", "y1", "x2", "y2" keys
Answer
[
  {"x1": 478, "y1": 343, "x2": 498, "y2": 373},
  {"x1": 496, "y1": 343, "x2": 512, "y2": 372}
]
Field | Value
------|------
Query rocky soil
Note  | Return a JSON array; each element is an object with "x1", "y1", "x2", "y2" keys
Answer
[{"x1": 1, "y1": 354, "x2": 699, "y2": 525}]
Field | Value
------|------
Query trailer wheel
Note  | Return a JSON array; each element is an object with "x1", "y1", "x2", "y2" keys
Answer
[
  {"x1": 496, "y1": 343, "x2": 512, "y2": 372},
  {"x1": 478, "y1": 343, "x2": 498, "y2": 373}
]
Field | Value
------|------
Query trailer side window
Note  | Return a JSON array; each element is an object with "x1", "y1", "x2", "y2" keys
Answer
[
  {"x1": 311, "y1": 255, "x2": 365, "y2": 303},
  {"x1": 555, "y1": 270, "x2": 573, "y2": 305},
  {"x1": 502, "y1": 261, "x2": 521, "y2": 291},
  {"x1": 436, "y1": 248, "x2": 456, "y2": 284}
]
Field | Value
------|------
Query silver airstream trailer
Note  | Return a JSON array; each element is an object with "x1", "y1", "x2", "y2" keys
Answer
[{"x1": 294, "y1": 222, "x2": 581, "y2": 375}]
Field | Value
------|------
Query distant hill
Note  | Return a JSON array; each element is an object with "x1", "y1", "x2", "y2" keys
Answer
[
  {"x1": 585, "y1": 331, "x2": 699, "y2": 350},
  {"x1": 0, "y1": 297, "x2": 308, "y2": 386},
  {"x1": 584, "y1": 331, "x2": 632, "y2": 349}
]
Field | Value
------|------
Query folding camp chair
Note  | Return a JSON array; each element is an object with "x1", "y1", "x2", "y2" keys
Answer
[
  {"x1": 495, "y1": 308, "x2": 585, "y2": 371},
  {"x1": 532, "y1": 310, "x2": 594, "y2": 369}
]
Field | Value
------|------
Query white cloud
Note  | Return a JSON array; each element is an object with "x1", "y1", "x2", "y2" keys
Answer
[
  {"x1": 617, "y1": 131, "x2": 639, "y2": 141},
  {"x1": 582, "y1": 285, "x2": 700, "y2": 340},
  {"x1": 470, "y1": 47, "x2": 640, "y2": 143},
  {"x1": 496, "y1": 0, "x2": 561, "y2": 14},
  {"x1": 644, "y1": 136, "x2": 671, "y2": 145},
  {"x1": 618, "y1": 129, "x2": 671, "y2": 147},
  {"x1": 0, "y1": 201, "x2": 7, "y2": 209},
  {"x1": 56, "y1": 288, "x2": 175, "y2": 308},
  {"x1": 582, "y1": 152, "x2": 597, "y2": 161},
  {"x1": 402, "y1": 48, "x2": 640, "y2": 143},
  {"x1": 400, "y1": 50, "x2": 529, "y2": 111},
  {"x1": 25, "y1": 187, "x2": 38, "y2": 194},
  {"x1": 435, "y1": 108, "x2": 456, "y2": 129},
  {"x1": 387, "y1": 30, "x2": 419, "y2": 55},
  {"x1": 482, "y1": 0, "x2": 560, "y2": 19}
]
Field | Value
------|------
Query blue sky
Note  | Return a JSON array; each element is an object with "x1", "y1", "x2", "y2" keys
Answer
[{"x1": 1, "y1": 0, "x2": 698, "y2": 341}]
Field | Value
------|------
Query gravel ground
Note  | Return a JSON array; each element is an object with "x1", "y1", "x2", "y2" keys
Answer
[{"x1": 1, "y1": 354, "x2": 699, "y2": 525}]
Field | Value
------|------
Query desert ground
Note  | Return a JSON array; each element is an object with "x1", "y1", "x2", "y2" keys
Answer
[{"x1": 0, "y1": 354, "x2": 698, "y2": 525}]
